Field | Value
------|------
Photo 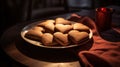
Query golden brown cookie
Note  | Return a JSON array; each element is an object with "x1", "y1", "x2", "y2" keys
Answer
[
  {"x1": 25, "y1": 29, "x2": 43, "y2": 41},
  {"x1": 41, "y1": 33, "x2": 57, "y2": 46},
  {"x1": 73, "y1": 23, "x2": 90, "y2": 33},
  {"x1": 68, "y1": 30, "x2": 89, "y2": 44},
  {"x1": 55, "y1": 24, "x2": 73, "y2": 33},
  {"x1": 37, "y1": 20, "x2": 55, "y2": 27},
  {"x1": 54, "y1": 32, "x2": 69, "y2": 46},
  {"x1": 44, "y1": 21, "x2": 55, "y2": 33},
  {"x1": 55, "y1": 17, "x2": 71, "y2": 25},
  {"x1": 31, "y1": 26, "x2": 45, "y2": 32}
]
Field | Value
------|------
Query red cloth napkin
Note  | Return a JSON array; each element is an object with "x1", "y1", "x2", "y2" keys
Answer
[{"x1": 68, "y1": 14, "x2": 120, "y2": 67}]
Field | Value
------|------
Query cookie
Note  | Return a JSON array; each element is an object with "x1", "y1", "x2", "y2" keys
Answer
[
  {"x1": 25, "y1": 29, "x2": 43, "y2": 41},
  {"x1": 54, "y1": 32, "x2": 69, "y2": 46},
  {"x1": 73, "y1": 23, "x2": 90, "y2": 33},
  {"x1": 41, "y1": 33, "x2": 56, "y2": 46},
  {"x1": 31, "y1": 26, "x2": 45, "y2": 32},
  {"x1": 44, "y1": 21, "x2": 55, "y2": 33},
  {"x1": 68, "y1": 30, "x2": 89, "y2": 44},
  {"x1": 55, "y1": 17, "x2": 71, "y2": 25},
  {"x1": 55, "y1": 24, "x2": 73, "y2": 33},
  {"x1": 37, "y1": 20, "x2": 55, "y2": 27}
]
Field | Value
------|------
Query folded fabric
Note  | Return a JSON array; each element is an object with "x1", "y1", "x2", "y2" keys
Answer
[{"x1": 68, "y1": 14, "x2": 120, "y2": 67}]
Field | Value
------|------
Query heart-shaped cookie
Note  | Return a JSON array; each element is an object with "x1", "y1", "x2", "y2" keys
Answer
[
  {"x1": 55, "y1": 24, "x2": 73, "y2": 33},
  {"x1": 73, "y1": 23, "x2": 89, "y2": 32},
  {"x1": 54, "y1": 32, "x2": 69, "y2": 46},
  {"x1": 37, "y1": 20, "x2": 55, "y2": 27},
  {"x1": 31, "y1": 26, "x2": 45, "y2": 32},
  {"x1": 44, "y1": 22, "x2": 55, "y2": 33},
  {"x1": 25, "y1": 29, "x2": 43, "y2": 41},
  {"x1": 41, "y1": 33, "x2": 57, "y2": 46},
  {"x1": 55, "y1": 17, "x2": 71, "y2": 25},
  {"x1": 68, "y1": 30, "x2": 89, "y2": 44}
]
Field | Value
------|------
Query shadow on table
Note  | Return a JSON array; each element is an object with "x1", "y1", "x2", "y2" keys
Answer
[{"x1": 16, "y1": 35, "x2": 93, "y2": 62}]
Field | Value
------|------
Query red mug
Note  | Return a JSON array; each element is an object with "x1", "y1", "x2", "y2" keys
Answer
[{"x1": 95, "y1": 7, "x2": 113, "y2": 32}]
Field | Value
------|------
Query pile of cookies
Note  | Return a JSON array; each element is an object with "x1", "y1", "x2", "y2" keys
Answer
[{"x1": 25, "y1": 18, "x2": 90, "y2": 46}]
